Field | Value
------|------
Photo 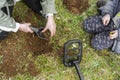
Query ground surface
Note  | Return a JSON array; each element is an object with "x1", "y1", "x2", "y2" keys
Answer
[
  {"x1": 63, "y1": 0, "x2": 89, "y2": 14},
  {"x1": 0, "y1": 8, "x2": 52, "y2": 77},
  {"x1": 0, "y1": 0, "x2": 119, "y2": 80},
  {"x1": 0, "y1": 0, "x2": 89, "y2": 77}
]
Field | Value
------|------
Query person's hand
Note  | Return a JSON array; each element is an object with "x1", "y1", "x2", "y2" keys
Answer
[
  {"x1": 19, "y1": 23, "x2": 33, "y2": 33},
  {"x1": 102, "y1": 14, "x2": 111, "y2": 26},
  {"x1": 109, "y1": 30, "x2": 118, "y2": 39},
  {"x1": 42, "y1": 16, "x2": 56, "y2": 37}
]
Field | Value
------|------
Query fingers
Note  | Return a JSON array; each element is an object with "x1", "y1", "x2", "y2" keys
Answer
[
  {"x1": 27, "y1": 23, "x2": 31, "y2": 26},
  {"x1": 19, "y1": 23, "x2": 33, "y2": 33},
  {"x1": 42, "y1": 27, "x2": 56, "y2": 37},
  {"x1": 48, "y1": 27, "x2": 56, "y2": 37},
  {"x1": 28, "y1": 28, "x2": 33, "y2": 33},
  {"x1": 110, "y1": 35, "x2": 115, "y2": 39},
  {"x1": 103, "y1": 19, "x2": 109, "y2": 25},
  {"x1": 27, "y1": 23, "x2": 33, "y2": 33},
  {"x1": 109, "y1": 30, "x2": 118, "y2": 39},
  {"x1": 102, "y1": 17, "x2": 109, "y2": 25},
  {"x1": 102, "y1": 14, "x2": 110, "y2": 26},
  {"x1": 51, "y1": 28, "x2": 56, "y2": 37},
  {"x1": 42, "y1": 27, "x2": 47, "y2": 33},
  {"x1": 26, "y1": 23, "x2": 33, "y2": 33}
]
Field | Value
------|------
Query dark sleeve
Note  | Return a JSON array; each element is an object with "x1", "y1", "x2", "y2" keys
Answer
[{"x1": 99, "y1": 0, "x2": 118, "y2": 17}]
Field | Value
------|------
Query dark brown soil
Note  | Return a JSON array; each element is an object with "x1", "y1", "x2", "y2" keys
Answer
[
  {"x1": 0, "y1": 33, "x2": 52, "y2": 77},
  {"x1": 0, "y1": 0, "x2": 90, "y2": 77},
  {"x1": 63, "y1": 0, "x2": 89, "y2": 14},
  {"x1": 0, "y1": 8, "x2": 52, "y2": 77}
]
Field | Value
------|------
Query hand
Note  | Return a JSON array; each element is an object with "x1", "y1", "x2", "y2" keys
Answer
[
  {"x1": 102, "y1": 14, "x2": 111, "y2": 26},
  {"x1": 19, "y1": 23, "x2": 33, "y2": 33},
  {"x1": 42, "y1": 16, "x2": 56, "y2": 37},
  {"x1": 109, "y1": 30, "x2": 118, "y2": 39}
]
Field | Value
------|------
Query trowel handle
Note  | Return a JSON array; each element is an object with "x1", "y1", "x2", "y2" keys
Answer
[
  {"x1": 30, "y1": 26, "x2": 39, "y2": 32},
  {"x1": 74, "y1": 63, "x2": 84, "y2": 80}
]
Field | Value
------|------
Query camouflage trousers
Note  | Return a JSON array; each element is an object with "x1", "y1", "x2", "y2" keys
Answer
[{"x1": 83, "y1": 15, "x2": 117, "y2": 50}]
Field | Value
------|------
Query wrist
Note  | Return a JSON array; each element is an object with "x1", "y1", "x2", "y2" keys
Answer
[
  {"x1": 47, "y1": 15, "x2": 54, "y2": 22},
  {"x1": 15, "y1": 22, "x2": 20, "y2": 32},
  {"x1": 106, "y1": 14, "x2": 110, "y2": 16},
  {"x1": 46, "y1": 13, "x2": 53, "y2": 17},
  {"x1": 105, "y1": 14, "x2": 111, "y2": 18},
  {"x1": 46, "y1": 13, "x2": 54, "y2": 19}
]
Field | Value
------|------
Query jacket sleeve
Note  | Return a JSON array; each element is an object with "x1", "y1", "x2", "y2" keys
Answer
[
  {"x1": 0, "y1": 1, "x2": 19, "y2": 32},
  {"x1": 100, "y1": 0, "x2": 118, "y2": 18},
  {"x1": 40, "y1": 0, "x2": 57, "y2": 15}
]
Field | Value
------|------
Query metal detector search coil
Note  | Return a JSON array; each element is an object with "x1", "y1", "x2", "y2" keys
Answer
[
  {"x1": 63, "y1": 39, "x2": 84, "y2": 80},
  {"x1": 63, "y1": 39, "x2": 82, "y2": 67}
]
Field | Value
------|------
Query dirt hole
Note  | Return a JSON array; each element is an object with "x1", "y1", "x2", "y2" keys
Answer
[{"x1": 63, "y1": 0, "x2": 89, "y2": 14}]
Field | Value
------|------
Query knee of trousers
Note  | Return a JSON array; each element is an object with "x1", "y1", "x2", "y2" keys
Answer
[
  {"x1": 83, "y1": 15, "x2": 104, "y2": 34},
  {"x1": 91, "y1": 32, "x2": 114, "y2": 50}
]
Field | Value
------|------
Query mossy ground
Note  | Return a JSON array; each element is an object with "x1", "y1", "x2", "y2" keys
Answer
[{"x1": 0, "y1": 0, "x2": 119, "y2": 80}]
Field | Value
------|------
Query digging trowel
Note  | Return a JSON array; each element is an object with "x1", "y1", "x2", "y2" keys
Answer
[{"x1": 30, "y1": 26, "x2": 47, "y2": 40}]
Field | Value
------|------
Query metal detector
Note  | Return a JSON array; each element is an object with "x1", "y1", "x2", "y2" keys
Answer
[
  {"x1": 63, "y1": 39, "x2": 84, "y2": 80},
  {"x1": 30, "y1": 26, "x2": 47, "y2": 40}
]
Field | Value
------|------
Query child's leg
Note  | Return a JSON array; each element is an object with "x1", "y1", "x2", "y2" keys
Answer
[
  {"x1": 23, "y1": 0, "x2": 42, "y2": 15},
  {"x1": 83, "y1": 15, "x2": 115, "y2": 34},
  {"x1": 91, "y1": 31, "x2": 114, "y2": 50}
]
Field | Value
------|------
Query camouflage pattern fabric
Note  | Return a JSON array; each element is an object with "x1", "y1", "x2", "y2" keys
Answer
[{"x1": 0, "y1": 6, "x2": 13, "y2": 40}]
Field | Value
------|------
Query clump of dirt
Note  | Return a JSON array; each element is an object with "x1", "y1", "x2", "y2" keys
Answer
[{"x1": 63, "y1": 0, "x2": 89, "y2": 14}]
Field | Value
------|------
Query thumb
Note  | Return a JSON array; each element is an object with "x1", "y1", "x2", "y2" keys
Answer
[
  {"x1": 102, "y1": 18, "x2": 105, "y2": 25},
  {"x1": 27, "y1": 23, "x2": 31, "y2": 26},
  {"x1": 42, "y1": 27, "x2": 47, "y2": 33},
  {"x1": 104, "y1": 20, "x2": 108, "y2": 25}
]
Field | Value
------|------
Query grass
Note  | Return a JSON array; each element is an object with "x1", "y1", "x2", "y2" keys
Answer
[{"x1": 0, "y1": 0, "x2": 120, "y2": 80}]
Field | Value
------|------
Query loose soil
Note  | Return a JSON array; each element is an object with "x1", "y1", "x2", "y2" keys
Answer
[
  {"x1": 0, "y1": 8, "x2": 52, "y2": 77},
  {"x1": 63, "y1": 0, "x2": 89, "y2": 14},
  {"x1": 0, "y1": 0, "x2": 90, "y2": 77}
]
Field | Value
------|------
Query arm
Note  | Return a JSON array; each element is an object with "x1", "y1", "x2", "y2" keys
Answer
[
  {"x1": 0, "y1": 1, "x2": 18, "y2": 32},
  {"x1": 100, "y1": 0, "x2": 118, "y2": 18},
  {"x1": 0, "y1": 10, "x2": 19, "y2": 32},
  {"x1": 102, "y1": 14, "x2": 111, "y2": 26},
  {"x1": 100, "y1": 0, "x2": 118, "y2": 25},
  {"x1": 40, "y1": 0, "x2": 57, "y2": 15},
  {"x1": 109, "y1": 30, "x2": 118, "y2": 39},
  {"x1": 0, "y1": 10, "x2": 33, "y2": 33},
  {"x1": 40, "y1": 0, "x2": 57, "y2": 37},
  {"x1": 0, "y1": 1, "x2": 33, "y2": 33}
]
